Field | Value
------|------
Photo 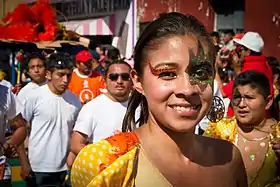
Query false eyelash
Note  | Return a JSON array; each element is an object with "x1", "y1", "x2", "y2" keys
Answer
[{"x1": 148, "y1": 62, "x2": 176, "y2": 76}]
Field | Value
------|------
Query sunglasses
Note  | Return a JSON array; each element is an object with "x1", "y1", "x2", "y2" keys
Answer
[{"x1": 109, "y1": 73, "x2": 130, "y2": 81}]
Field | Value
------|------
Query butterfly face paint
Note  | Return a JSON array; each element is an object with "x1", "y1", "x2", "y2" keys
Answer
[
  {"x1": 188, "y1": 41, "x2": 214, "y2": 90},
  {"x1": 148, "y1": 41, "x2": 214, "y2": 90}
]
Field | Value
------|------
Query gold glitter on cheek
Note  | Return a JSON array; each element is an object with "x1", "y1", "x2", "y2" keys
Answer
[{"x1": 189, "y1": 76, "x2": 212, "y2": 90}]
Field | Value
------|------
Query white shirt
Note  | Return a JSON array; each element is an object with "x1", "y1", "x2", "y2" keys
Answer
[
  {"x1": 17, "y1": 81, "x2": 46, "y2": 104},
  {"x1": 0, "y1": 84, "x2": 22, "y2": 144},
  {"x1": 73, "y1": 94, "x2": 128, "y2": 143},
  {"x1": 0, "y1": 80, "x2": 13, "y2": 89},
  {"x1": 22, "y1": 84, "x2": 82, "y2": 172}
]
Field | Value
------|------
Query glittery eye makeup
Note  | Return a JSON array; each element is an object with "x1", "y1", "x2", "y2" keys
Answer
[
  {"x1": 148, "y1": 41, "x2": 214, "y2": 89},
  {"x1": 188, "y1": 41, "x2": 214, "y2": 89},
  {"x1": 149, "y1": 62, "x2": 177, "y2": 80}
]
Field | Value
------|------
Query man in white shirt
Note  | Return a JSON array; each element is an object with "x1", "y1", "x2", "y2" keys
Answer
[
  {"x1": 0, "y1": 81, "x2": 29, "y2": 186},
  {"x1": 17, "y1": 52, "x2": 47, "y2": 103},
  {"x1": 71, "y1": 59, "x2": 133, "y2": 155},
  {"x1": 17, "y1": 52, "x2": 47, "y2": 151},
  {"x1": 22, "y1": 53, "x2": 81, "y2": 186}
]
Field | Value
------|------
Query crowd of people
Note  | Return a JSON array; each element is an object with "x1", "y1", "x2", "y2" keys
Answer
[{"x1": 0, "y1": 12, "x2": 280, "y2": 187}]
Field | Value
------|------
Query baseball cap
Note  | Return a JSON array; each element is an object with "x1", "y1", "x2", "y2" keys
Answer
[
  {"x1": 233, "y1": 32, "x2": 264, "y2": 53},
  {"x1": 233, "y1": 33, "x2": 244, "y2": 40},
  {"x1": 75, "y1": 50, "x2": 93, "y2": 63}
]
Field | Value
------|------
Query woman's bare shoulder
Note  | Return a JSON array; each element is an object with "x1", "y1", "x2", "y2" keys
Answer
[
  {"x1": 195, "y1": 135, "x2": 247, "y2": 186},
  {"x1": 195, "y1": 135, "x2": 240, "y2": 165},
  {"x1": 196, "y1": 134, "x2": 235, "y2": 151}
]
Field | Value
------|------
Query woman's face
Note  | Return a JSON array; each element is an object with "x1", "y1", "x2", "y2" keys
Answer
[
  {"x1": 135, "y1": 35, "x2": 214, "y2": 132},
  {"x1": 232, "y1": 85, "x2": 271, "y2": 125}
]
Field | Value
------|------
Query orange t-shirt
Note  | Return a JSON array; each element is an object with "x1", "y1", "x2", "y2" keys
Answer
[{"x1": 68, "y1": 69, "x2": 106, "y2": 103}]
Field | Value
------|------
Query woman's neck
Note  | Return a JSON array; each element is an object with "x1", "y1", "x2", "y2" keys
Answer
[{"x1": 135, "y1": 117, "x2": 196, "y2": 158}]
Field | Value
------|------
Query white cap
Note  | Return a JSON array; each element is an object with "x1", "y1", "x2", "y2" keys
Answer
[{"x1": 233, "y1": 32, "x2": 264, "y2": 53}]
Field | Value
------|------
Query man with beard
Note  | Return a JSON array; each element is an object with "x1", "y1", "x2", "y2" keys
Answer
[{"x1": 71, "y1": 60, "x2": 133, "y2": 155}]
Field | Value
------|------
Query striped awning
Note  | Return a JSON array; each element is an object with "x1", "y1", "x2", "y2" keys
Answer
[{"x1": 61, "y1": 15, "x2": 116, "y2": 36}]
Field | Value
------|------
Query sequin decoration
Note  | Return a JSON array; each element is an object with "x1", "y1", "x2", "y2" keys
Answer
[
  {"x1": 250, "y1": 154, "x2": 255, "y2": 161},
  {"x1": 206, "y1": 96, "x2": 225, "y2": 122},
  {"x1": 260, "y1": 142, "x2": 266, "y2": 147}
]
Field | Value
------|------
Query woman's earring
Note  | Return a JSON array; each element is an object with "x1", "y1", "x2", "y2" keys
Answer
[{"x1": 207, "y1": 96, "x2": 225, "y2": 123}]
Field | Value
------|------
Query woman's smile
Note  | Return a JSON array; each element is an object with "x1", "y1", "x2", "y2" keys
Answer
[{"x1": 168, "y1": 103, "x2": 201, "y2": 117}]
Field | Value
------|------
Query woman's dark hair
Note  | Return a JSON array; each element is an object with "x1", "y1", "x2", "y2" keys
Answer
[
  {"x1": 105, "y1": 59, "x2": 132, "y2": 78},
  {"x1": 46, "y1": 52, "x2": 74, "y2": 71},
  {"x1": 122, "y1": 12, "x2": 216, "y2": 132}
]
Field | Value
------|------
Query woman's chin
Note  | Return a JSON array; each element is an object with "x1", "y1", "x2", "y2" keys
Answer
[{"x1": 162, "y1": 121, "x2": 198, "y2": 133}]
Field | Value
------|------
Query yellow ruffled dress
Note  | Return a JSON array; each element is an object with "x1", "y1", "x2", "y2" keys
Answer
[{"x1": 71, "y1": 132, "x2": 172, "y2": 187}]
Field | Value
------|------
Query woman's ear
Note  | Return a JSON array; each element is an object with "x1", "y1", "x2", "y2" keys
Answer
[{"x1": 131, "y1": 69, "x2": 145, "y2": 95}]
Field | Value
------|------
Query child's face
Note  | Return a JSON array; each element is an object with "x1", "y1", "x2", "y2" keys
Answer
[{"x1": 232, "y1": 85, "x2": 271, "y2": 125}]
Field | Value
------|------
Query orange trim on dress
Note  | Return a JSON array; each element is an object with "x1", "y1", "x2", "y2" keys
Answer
[{"x1": 99, "y1": 132, "x2": 140, "y2": 171}]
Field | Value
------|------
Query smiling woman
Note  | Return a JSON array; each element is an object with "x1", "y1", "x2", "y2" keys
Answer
[{"x1": 71, "y1": 12, "x2": 248, "y2": 187}]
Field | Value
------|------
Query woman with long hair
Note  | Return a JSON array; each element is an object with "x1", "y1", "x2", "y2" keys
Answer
[{"x1": 70, "y1": 12, "x2": 247, "y2": 187}]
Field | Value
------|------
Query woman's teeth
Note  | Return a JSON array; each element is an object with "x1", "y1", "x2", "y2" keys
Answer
[{"x1": 172, "y1": 106, "x2": 197, "y2": 112}]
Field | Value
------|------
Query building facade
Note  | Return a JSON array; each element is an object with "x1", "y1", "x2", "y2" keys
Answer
[
  {"x1": 21, "y1": 0, "x2": 136, "y2": 58},
  {"x1": 138, "y1": 0, "x2": 280, "y2": 59},
  {"x1": 0, "y1": 0, "x2": 24, "y2": 19}
]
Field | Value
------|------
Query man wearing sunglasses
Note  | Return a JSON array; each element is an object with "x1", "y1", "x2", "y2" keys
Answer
[{"x1": 70, "y1": 59, "x2": 133, "y2": 156}]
